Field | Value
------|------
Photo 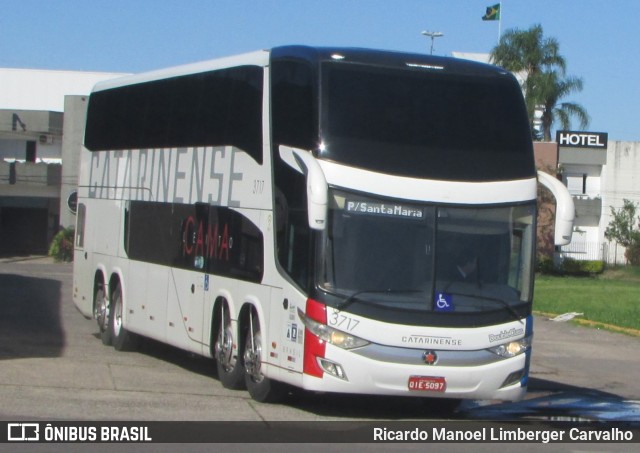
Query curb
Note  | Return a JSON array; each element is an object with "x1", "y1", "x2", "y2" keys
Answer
[
  {"x1": 0, "y1": 255, "x2": 57, "y2": 264},
  {"x1": 534, "y1": 310, "x2": 640, "y2": 337}
]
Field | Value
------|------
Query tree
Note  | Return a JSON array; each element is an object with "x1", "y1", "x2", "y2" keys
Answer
[
  {"x1": 536, "y1": 167, "x2": 558, "y2": 259},
  {"x1": 490, "y1": 24, "x2": 589, "y2": 141},
  {"x1": 48, "y1": 227, "x2": 75, "y2": 262},
  {"x1": 490, "y1": 23, "x2": 565, "y2": 115},
  {"x1": 604, "y1": 199, "x2": 640, "y2": 265},
  {"x1": 537, "y1": 71, "x2": 590, "y2": 142},
  {"x1": 490, "y1": 24, "x2": 566, "y2": 81}
]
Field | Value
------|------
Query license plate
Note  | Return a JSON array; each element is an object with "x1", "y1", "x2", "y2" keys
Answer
[{"x1": 408, "y1": 376, "x2": 447, "y2": 392}]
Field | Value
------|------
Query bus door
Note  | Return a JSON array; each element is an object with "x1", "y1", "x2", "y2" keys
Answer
[{"x1": 72, "y1": 202, "x2": 94, "y2": 317}]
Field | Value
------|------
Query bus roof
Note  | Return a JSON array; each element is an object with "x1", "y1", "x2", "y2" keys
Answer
[
  {"x1": 270, "y1": 45, "x2": 510, "y2": 78},
  {"x1": 91, "y1": 45, "x2": 512, "y2": 93},
  {"x1": 91, "y1": 49, "x2": 270, "y2": 92}
]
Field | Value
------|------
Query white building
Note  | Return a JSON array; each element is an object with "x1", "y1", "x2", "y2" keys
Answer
[
  {"x1": 555, "y1": 137, "x2": 640, "y2": 264},
  {"x1": 0, "y1": 68, "x2": 125, "y2": 255},
  {"x1": 599, "y1": 141, "x2": 640, "y2": 263}
]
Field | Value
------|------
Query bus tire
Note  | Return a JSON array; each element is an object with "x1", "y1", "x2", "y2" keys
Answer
[
  {"x1": 109, "y1": 283, "x2": 137, "y2": 351},
  {"x1": 214, "y1": 302, "x2": 245, "y2": 390},
  {"x1": 94, "y1": 280, "x2": 111, "y2": 346},
  {"x1": 243, "y1": 309, "x2": 286, "y2": 403}
]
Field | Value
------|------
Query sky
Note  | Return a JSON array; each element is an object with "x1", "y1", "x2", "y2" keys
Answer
[{"x1": 2, "y1": 0, "x2": 639, "y2": 141}]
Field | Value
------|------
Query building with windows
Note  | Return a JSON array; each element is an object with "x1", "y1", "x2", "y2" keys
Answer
[
  {"x1": 556, "y1": 131, "x2": 607, "y2": 261},
  {"x1": 0, "y1": 68, "x2": 124, "y2": 255},
  {"x1": 535, "y1": 131, "x2": 638, "y2": 264}
]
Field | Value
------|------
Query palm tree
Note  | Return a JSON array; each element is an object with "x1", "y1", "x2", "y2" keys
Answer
[
  {"x1": 536, "y1": 71, "x2": 590, "y2": 141},
  {"x1": 490, "y1": 24, "x2": 566, "y2": 87},
  {"x1": 490, "y1": 24, "x2": 589, "y2": 141}
]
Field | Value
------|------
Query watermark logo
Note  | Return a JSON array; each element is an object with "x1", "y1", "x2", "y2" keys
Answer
[{"x1": 7, "y1": 423, "x2": 39, "y2": 441}]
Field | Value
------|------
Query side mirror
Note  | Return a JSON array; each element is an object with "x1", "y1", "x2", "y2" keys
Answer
[
  {"x1": 279, "y1": 146, "x2": 328, "y2": 230},
  {"x1": 537, "y1": 170, "x2": 575, "y2": 246}
]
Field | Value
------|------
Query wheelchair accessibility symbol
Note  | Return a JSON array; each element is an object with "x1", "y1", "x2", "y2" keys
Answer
[{"x1": 435, "y1": 292, "x2": 454, "y2": 312}]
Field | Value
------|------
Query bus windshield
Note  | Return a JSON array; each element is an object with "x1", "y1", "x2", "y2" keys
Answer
[
  {"x1": 318, "y1": 190, "x2": 535, "y2": 317},
  {"x1": 319, "y1": 62, "x2": 534, "y2": 182}
]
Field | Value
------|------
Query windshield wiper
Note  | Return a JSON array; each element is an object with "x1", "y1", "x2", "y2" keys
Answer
[
  {"x1": 336, "y1": 289, "x2": 425, "y2": 311},
  {"x1": 445, "y1": 291, "x2": 524, "y2": 324}
]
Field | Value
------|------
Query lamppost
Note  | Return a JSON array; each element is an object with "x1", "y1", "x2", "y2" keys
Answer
[{"x1": 421, "y1": 30, "x2": 444, "y2": 55}]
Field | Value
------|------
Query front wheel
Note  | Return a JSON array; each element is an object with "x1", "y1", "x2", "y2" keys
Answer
[{"x1": 244, "y1": 309, "x2": 286, "y2": 403}]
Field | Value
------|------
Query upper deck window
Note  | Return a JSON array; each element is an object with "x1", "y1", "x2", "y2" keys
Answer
[{"x1": 85, "y1": 66, "x2": 263, "y2": 164}]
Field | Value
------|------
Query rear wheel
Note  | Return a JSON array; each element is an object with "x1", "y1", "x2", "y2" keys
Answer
[
  {"x1": 244, "y1": 309, "x2": 286, "y2": 403},
  {"x1": 94, "y1": 282, "x2": 111, "y2": 346},
  {"x1": 214, "y1": 303, "x2": 245, "y2": 389},
  {"x1": 109, "y1": 284, "x2": 137, "y2": 351}
]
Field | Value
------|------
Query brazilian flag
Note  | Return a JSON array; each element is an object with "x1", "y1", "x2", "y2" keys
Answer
[{"x1": 482, "y1": 3, "x2": 501, "y2": 21}]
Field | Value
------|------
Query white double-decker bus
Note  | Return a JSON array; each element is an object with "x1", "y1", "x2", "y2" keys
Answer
[{"x1": 73, "y1": 46, "x2": 574, "y2": 406}]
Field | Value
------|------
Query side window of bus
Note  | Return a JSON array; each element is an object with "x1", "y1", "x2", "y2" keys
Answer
[
  {"x1": 125, "y1": 201, "x2": 263, "y2": 282},
  {"x1": 273, "y1": 162, "x2": 312, "y2": 290},
  {"x1": 75, "y1": 203, "x2": 86, "y2": 248},
  {"x1": 85, "y1": 66, "x2": 264, "y2": 164}
]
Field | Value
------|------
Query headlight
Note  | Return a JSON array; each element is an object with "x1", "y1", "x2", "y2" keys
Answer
[
  {"x1": 298, "y1": 308, "x2": 369, "y2": 349},
  {"x1": 488, "y1": 335, "x2": 531, "y2": 358}
]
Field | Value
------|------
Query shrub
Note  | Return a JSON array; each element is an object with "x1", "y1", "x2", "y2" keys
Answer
[
  {"x1": 536, "y1": 256, "x2": 556, "y2": 274},
  {"x1": 537, "y1": 257, "x2": 605, "y2": 275},
  {"x1": 604, "y1": 199, "x2": 640, "y2": 265},
  {"x1": 560, "y1": 258, "x2": 604, "y2": 275},
  {"x1": 48, "y1": 227, "x2": 75, "y2": 262},
  {"x1": 624, "y1": 243, "x2": 640, "y2": 266}
]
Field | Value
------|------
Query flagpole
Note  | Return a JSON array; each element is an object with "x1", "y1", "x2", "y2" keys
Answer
[{"x1": 498, "y1": 2, "x2": 502, "y2": 42}]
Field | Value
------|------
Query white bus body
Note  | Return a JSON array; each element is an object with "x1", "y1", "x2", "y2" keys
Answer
[{"x1": 73, "y1": 46, "x2": 573, "y2": 406}]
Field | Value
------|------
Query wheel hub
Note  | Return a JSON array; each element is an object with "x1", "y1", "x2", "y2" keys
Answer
[{"x1": 216, "y1": 327, "x2": 235, "y2": 370}]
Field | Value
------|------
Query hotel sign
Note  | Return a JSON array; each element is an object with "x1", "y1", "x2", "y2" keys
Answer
[{"x1": 556, "y1": 131, "x2": 608, "y2": 149}]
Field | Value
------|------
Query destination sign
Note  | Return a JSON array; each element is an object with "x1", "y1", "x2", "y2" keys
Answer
[{"x1": 345, "y1": 200, "x2": 424, "y2": 219}]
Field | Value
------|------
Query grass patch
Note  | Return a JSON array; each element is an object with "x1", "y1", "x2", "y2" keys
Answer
[{"x1": 534, "y1": 267, "x2": 640, "y2": 333}]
